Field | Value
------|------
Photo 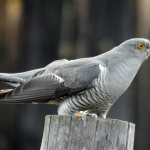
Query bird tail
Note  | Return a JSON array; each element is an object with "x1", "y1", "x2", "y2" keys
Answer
[
  {"x1": 0, "y1": 68, "x2": 45, "y2": 102},
  {"x1": 0, "y1": 68, "x2": 45, "y2": 87}
]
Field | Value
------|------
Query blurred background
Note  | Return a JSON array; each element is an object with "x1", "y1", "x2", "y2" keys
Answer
[{"x1": 0, "y1": 0, "x2": 150, "y2": 150}]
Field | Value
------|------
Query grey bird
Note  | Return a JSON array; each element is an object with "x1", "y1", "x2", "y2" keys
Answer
[{"x1": 0, "y1": 38, "x2": 150, "y2": 118}]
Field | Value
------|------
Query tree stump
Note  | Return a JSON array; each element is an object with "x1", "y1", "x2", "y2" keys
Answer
[{"x1": 40, "y1": 115, "x2": 135, "y2": 150}]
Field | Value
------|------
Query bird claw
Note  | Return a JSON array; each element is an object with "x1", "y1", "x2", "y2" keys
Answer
[{"x1": 74, "y1": 111, "x2": 98, "y2": 118}]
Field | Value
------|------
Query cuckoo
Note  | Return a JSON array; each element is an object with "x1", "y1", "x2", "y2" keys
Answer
[{"x1": 0, "y1": 38, "x2": 149, "y2": 118}]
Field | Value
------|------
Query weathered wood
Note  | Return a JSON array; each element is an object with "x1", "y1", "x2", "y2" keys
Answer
[{"x1": 40, "y1": 115, "x2": 135, "y2": 150}]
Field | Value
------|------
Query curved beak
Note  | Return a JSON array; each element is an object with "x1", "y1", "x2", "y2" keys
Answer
[
  {"x1": 145, "y1": 48, "x2": 150, "y2": 59},
  {"x1": 147, "y1": 48, "x2": 150, "y2": 51}
]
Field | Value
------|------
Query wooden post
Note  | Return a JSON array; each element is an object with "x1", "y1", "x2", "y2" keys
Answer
[{"x1": 40, "y1": 115, "x2": 135, "y2": 150}]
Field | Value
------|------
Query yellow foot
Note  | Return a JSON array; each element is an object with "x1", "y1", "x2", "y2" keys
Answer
[{"x1": 75, "y1": 111, "x2": 81, "y2": 117}]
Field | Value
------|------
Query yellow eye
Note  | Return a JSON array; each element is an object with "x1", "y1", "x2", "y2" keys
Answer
[{"x1": 137, "y1": 43, "x2": 145, "y2": 49}]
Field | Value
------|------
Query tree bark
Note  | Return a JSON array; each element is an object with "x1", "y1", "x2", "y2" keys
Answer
[{"x1": 41, "y1": 115, "x2": 135, "y2": 150}]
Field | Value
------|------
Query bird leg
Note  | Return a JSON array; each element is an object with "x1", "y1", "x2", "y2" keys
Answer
[
  {"x1": 97, "y1": 111, "x2": 108, "y2": 119},
  {"x1": 75, "y1": 110, "x2": 98, "y2": 118}
]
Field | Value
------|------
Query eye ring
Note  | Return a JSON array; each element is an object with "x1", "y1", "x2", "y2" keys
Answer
[{"x1": 137, "y1": 43, "x2": 145, "y2": 49}]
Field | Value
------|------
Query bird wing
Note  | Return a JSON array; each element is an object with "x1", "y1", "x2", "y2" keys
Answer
[
  {"x1": 0, "y1": 63, "x2": 101, "y2": 103},
  {"x1": 0, "y1": 73, "x2": 64, "y2": 102}
]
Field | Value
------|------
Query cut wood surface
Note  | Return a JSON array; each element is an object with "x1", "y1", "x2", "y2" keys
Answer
[{"x1": 40, "y1": 115, "x2": 135, "y2": 150}]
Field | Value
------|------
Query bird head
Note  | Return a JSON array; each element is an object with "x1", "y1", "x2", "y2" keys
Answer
[{"x1": 119, "y1": 38, "x2": 150, "y2": 60}]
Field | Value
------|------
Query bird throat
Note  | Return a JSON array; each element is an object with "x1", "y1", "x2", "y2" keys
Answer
[{"x1": 107, "y1": 58, "x2": 142, "y2": 99}]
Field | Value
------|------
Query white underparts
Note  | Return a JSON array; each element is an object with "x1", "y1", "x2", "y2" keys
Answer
[{"x1": 58, "y1": 64, "x2": 111, "y2": 116}]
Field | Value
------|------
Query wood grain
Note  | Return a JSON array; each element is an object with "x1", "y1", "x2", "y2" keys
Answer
[{"x1": 41, "y1": 115, "x2": 135, "y2": 150}]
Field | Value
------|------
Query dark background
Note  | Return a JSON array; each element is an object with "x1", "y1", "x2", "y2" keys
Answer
[{"x1": 0, "y1": 0, "x2": 150, "y2": 150}]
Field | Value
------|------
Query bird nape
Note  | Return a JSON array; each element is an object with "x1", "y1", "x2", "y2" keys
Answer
[{"x1": 0, "y1": 38, "x2": 150, "y2": 118}]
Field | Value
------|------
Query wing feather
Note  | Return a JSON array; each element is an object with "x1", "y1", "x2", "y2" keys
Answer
[{"x1": 0, "y1": 63, "x2": 101, "y2": 103}]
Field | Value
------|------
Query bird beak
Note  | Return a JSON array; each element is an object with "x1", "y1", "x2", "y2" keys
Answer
[{"x1": 147, "y1": 48, "x2": 150, "y2": 51}]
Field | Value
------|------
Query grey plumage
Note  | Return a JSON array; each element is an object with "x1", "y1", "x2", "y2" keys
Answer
[{"x1": 0, "y1": 38, "x2": 150, "y2": 118}]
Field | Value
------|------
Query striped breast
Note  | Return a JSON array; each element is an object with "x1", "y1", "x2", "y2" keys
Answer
[{"x1": 58, "y1": 64, "x2": 112, "y2": 115}]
